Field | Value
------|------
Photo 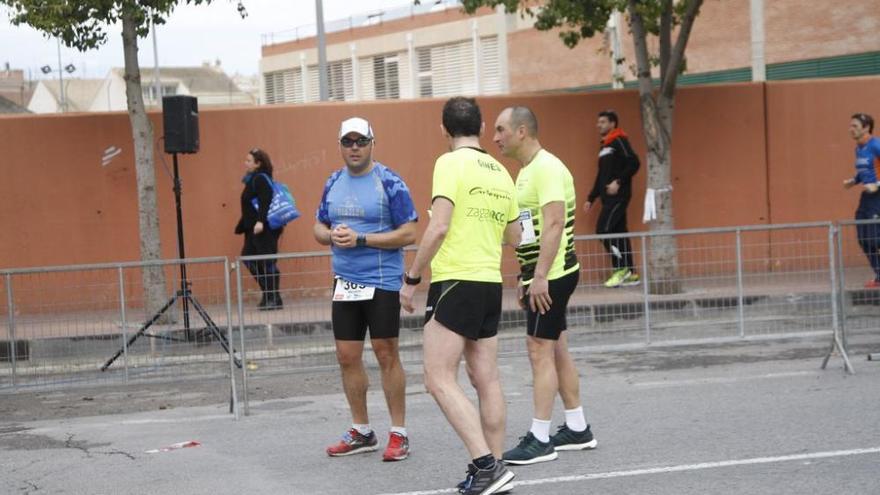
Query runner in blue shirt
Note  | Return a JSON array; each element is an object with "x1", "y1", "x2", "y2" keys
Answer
[
  {"x1": 843, "y1": 113, "x2": 880, "y2": 288},
  {"x1": 314, "y1": 117, "x2": 418, "y2": 461}
]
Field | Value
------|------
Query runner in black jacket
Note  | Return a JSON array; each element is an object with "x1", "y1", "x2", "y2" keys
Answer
[{"x1": 583, "y1": 110, "x2": 640, "y2": 288}]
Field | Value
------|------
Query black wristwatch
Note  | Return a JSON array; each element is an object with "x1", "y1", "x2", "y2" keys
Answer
[
  {"x1": 356, "y1": 233, "x2": 367, "y2": 247},
  {"x1": 404, "y1": 272, "x2": 421, "y2": 285}
]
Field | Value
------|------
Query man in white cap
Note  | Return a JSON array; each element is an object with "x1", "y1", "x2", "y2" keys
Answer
[{"x1": 314, "y1": 117, "x2": 418, "y2": 461}]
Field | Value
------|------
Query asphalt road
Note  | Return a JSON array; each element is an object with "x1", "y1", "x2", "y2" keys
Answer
[{"x1": 1, "y1": 335, "x2": 879, "y2": 494}]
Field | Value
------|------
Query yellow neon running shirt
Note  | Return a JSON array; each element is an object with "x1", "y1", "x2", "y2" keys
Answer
[
  {"x1": 515, "y1": 149, "x2": 580, "y2": 284},
  {"x1": 430, "y1": 147, "x2": 519, "y2": 283}
]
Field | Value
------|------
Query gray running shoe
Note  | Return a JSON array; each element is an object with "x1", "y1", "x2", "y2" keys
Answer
[
  {"x1": 457, "y1": 464, "x2": 513, "y2": 494},
  {"x1": 459, "y1": 462, "x2": 515, "y2": 495}
]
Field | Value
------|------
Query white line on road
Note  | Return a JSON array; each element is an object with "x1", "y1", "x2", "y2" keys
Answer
[
  {"x1": 631, "y1": 370, "x2": 816, "y2": 388},
  {"x1": 376, "y1": 447, "x2": 880, "y2": 495}
]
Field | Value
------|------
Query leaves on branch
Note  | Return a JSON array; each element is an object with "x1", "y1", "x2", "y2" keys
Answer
[{"x1": 0, "y1": 0, "x2": 213, "y2": 50}]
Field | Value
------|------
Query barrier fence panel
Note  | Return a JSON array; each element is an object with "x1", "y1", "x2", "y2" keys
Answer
[
  {"x1": 569, "y1": 224, "x2": 836, "y2": 346},
  {"x1": 0, "y1": 258, "x2": 238, "y2": 395},
  {"x1": 569, "y1": 235, "x2": 650, "y2": 348},
  {"x1": 837, "y1": 219, "x2": 880, "y2": 343},
  {"x1": 739, "y1": 223, "x2": 835, "y2": 338},
  {"x1": 235, "y1": 251, "x2": 344, "y2": 376},
  {"x1": 643, "y1": 230, "x2": 741, "y2": 343}
]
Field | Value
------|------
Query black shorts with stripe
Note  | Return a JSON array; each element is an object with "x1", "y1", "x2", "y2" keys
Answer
[
  {"x1": 425, "y1": 280, "x2": 502, "y2": 340},
  {"x1": 522, "y1": 269, "x2": 579, "y2": 340},
  {"x1": 331, "y1": 280, "x2": 401, "y2": 341}
]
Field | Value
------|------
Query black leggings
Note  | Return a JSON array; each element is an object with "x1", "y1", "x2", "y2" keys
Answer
[
  {"x1": 856, "y1": 191, "x2": 880, "y2": 280},
  {"x1": 241, "y1": 229, "x2": 282, "y2": 297},
  {"x1": 596, "y1": 199, "x2": 634, "y2": 271}
]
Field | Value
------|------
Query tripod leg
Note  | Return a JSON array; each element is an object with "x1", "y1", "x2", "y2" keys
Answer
[
  {"x1": 102, "y1": 293, "x2": 178, "y2": 371},
  {"x1": 181, "y1": 285, "x2": 193, "y2": 341},
  {"x1": 187, "y1": 295, "x2": 242, "y2": 368},
  {"x1": 820, "y1": 338, "x2": 834, "y2": 370}
]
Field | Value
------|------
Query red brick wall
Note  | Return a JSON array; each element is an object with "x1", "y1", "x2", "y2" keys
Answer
[
  {"x1": 0, "y1": 77, "x2": 878, "y2": 272},
  {"x1": 506, "y1": 0, "x2": 880, "y2": 91}
]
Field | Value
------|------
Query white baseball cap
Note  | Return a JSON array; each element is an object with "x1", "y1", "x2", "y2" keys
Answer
[{"x1": 338, "y1": 117, "x2": 374, "y2": 139}]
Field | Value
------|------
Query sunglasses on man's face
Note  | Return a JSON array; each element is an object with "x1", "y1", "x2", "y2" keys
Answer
[{"x1": 340, "y1": 136, "x2": 372, "y2": 148}]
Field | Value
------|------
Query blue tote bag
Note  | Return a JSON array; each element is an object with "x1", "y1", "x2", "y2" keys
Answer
[{"x1": 251, "y1": 173, "x2": 300, "y2": 230}]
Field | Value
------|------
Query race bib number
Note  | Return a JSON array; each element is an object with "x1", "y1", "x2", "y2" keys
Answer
[
  {"x1": 519, "y1": 209, "x2": 537, "y2": 246},
  {"x1": 333, "y1": 278, "x2": 375, "y2": 302}
]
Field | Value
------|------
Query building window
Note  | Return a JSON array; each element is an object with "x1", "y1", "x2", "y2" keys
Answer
[
  {"x1": 264, "y1": 71, "x2": 284, "y2": 104},
  {"x1": 415, "y1": 35, "x2": 501, "y2": 98},
  {"x1": 264, "y1": 68, "x2": 305, "y2": 104},
  {"x1": 417, "y1": 48, "x2": 432, "y2": 98},
  {"x1": 373, "y1": 55, "x2": 400, "y2": 100},
  {"x1": 303, "y1": 61, "x2": 354, "y2": 102},
  {"x1": 326, "y1": 60, "x2": 353, "y2": 101}
]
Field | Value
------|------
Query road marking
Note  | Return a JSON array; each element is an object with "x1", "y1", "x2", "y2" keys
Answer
[
  {"x1": 631, "y1": 370, "x2": 816, "y2": 388},
  {"x1": 376, "y1": 447, "x2": 880, "y2": 495},
  {"x1": 120, "y1": 415, "x2": 232, "y2": 425}
]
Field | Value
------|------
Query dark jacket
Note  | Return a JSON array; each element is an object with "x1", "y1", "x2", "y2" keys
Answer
[
  {"x1": 235, "y1": 173, "x2": 275, "y2": 235},
  {"x1": 588, "y1": 129, "x2": 640, "y2": 203}
]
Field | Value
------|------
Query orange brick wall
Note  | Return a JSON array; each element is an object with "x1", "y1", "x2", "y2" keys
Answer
[{"x1": 0, "y1": 77, "x2": 878, "y2": 273}]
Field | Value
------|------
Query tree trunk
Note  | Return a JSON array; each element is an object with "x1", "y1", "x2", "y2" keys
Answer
[
  {"x1": 121, "y1": 10, "x2": 169, "y2": 317},
  {"x1": 628, "y1": 0, "x2": 682, "y2": 294},
  {"x1": 642, "y1": 95, "x2": 681, "y2": 294}
]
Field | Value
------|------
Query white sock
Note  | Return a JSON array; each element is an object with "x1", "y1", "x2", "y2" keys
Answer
[
  {"x1": 564, "y1": 406, "x2": 587, "y2": 432},
  {"x1": 390, "y1": 426, "x2": 407, "y2": 437},
  {"x1": 530, "y1": 418, "x2": 552, "y2": 443},
  {"x1": 353, "y1": 423, "x2": 372, "y2": 436}
]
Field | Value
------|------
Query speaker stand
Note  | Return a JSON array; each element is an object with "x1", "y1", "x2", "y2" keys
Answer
[{"x1": 102, "y1": 153, "x2": 241, "y2": 371}]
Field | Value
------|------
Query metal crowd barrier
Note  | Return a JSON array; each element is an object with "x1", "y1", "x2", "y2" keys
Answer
[
  {"x1": 0, "y1": 257, "x2": 240, "y2": 414},
  {"x1": 4, "y1": 220, "x2": 879, "y2": 415}
]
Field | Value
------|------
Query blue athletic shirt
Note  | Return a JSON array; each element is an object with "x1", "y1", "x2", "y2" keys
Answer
[
  {"x1": 853, "y1": 136, "x2": 880, "y2": 185},
  {"x1": 316, "y1": 162, "x2": 418, "y2": 291}
]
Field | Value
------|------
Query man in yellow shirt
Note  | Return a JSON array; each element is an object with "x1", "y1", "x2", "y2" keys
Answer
[
  {"x1": 400, "y1": 97, "x2": 520, "y2": 495},
  {"x1": 493, "y1": 106, "x2": 597, "y2": 466}
]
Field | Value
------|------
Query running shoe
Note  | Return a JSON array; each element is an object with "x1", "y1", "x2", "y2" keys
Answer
[
  {"x1": 604, "y1": 268, "x2": 631, "y2": 288},
  {"x1": 457, "y1": 464, "x2": 514, "y2": 494},
  {"x1": 549, "y1": 424, "x2": 598, "y2": 451},
  {"x1": 621, "y1": 272, "x2": 641, "y2": 287},
  {"x1": 326, "y1": 428, "x2": 378, "y2": 457},
  {"x1": 459, "y1": 462, "x2": 515, "y2": 495},
  {"x1": 502, "y1": 432, "x2": 558, "y2": 465},
  {"x1": 382, "y1": 432, "x2": 409, "y2": 462}
]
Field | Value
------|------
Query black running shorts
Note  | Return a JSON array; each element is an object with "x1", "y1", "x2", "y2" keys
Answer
[
  {"x1": 522, "y1": 269, "x2": 579, "y2": 340},
  {"x1": 331, "y1": 281, "x2": 401, "y2": 341},
  {"x1": 425, "y1": 280, "x2": 502, "y2": 340}
]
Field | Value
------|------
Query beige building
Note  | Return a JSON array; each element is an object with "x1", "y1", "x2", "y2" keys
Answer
[
  {"x1": 27, "y1": 78, "x2": 105, "y2": 114},
  {"x1": 26, "y1": 64, "x2": 254, "y2": 114},
  {"x1": 90, "y1": 64, "x2": 255, "y2": 112},
  {"x1": 259, "y1": 0, "x2": 880, "y2": 104},
  {"x1": 0, "y1": 68, "x2": 34, "y2": 109}
]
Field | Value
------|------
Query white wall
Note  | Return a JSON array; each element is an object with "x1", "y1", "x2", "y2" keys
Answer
[{"x1": 26, "y1": 82, "x2": 60, "y2": 114}]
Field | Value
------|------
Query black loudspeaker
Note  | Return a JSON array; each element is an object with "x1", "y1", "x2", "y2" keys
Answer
[{"x1": 162, "y1": 95, "x2": 200, "y2": 154}]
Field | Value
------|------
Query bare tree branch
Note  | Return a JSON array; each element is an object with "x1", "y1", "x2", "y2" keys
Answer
[
  {"x1": 661, "y1": 0, "x2": 703, "y2": 99},
  {"x1": 659, "y1": 0, "x2": 672, "y2": 84},
  {"x1": 627, "y1": 0, "x2": 654, "y2": 97}
]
